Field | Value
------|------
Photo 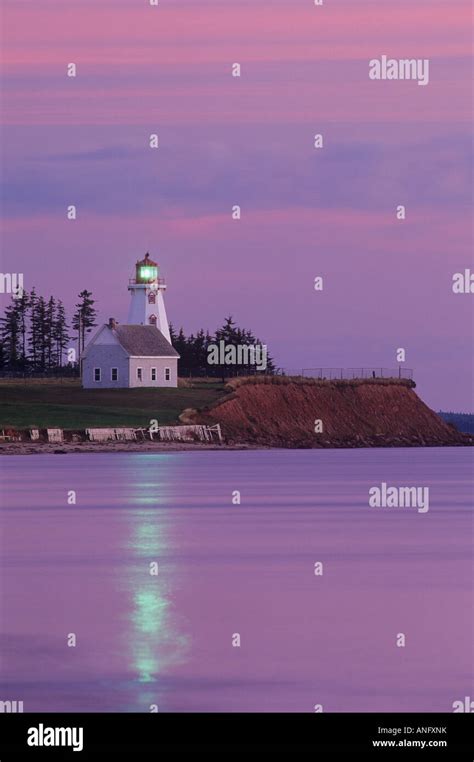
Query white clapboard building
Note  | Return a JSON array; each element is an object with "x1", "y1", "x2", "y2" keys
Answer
[{"x1": 81, "y1": 254, "x2": 179, "y2": 388}]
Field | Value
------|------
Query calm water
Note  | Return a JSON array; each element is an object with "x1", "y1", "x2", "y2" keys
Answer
[{"x1": 0, "y1": 448, "x2": 472, "y2": 713}]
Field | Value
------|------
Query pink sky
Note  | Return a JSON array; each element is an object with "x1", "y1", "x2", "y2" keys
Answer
[{"x1": 1, "y1": 0, "x2": 473, "y2": 409}]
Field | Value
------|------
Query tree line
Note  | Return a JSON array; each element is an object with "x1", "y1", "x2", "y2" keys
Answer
[
  {"x1": 0, "y1": 289, "x2": 97, "y2": 372},
  {"x1": 438, "y1": 412, "x2": 474, "y2": 434},
  {"x1": 170, "y1": 316, "x2": 276, "y2": 377},
  {"x1": 1, "y1": 294, "x2": 276, "y2": 377}
]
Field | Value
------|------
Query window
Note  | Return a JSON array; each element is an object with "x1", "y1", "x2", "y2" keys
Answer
[
  {"x1": 151, "y1": 368, "x2": 157, "y2": 381},
  {"x1": 164, "y1": 367, "x2": 171, "y2": 381},
  {"x1": 149, "y1": 314, "x2": 157, "y2": 326},
  {"x1": 111, "y1": 368, "x2": 118, "y2": 381},
  {"x1": 148, "y1": 292, "x2": 156, "y2": 304},
  {"x1": 137, "y1": 367, "x2": 142, "y2": 381},
  {"x1": 94, "y1": 368, "x2": 101, "y2": 382}
]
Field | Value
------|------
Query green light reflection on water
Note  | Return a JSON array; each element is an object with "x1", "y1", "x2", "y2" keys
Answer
[{"x1": 124, "y1": 457, "x2": 189, "y2": 689}]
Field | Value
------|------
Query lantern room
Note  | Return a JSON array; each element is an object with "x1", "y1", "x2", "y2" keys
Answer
[{"x1": 135, "y1": 252, "x2": 158, "y2": 284}]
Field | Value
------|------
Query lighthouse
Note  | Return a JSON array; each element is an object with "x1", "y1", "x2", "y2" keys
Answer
[
  {"x1": 127, "y1": 253, "x2": 171, "y2": 343},
  {"x1": 81, "y1": 252, "x2": 179, "y2": 388}
]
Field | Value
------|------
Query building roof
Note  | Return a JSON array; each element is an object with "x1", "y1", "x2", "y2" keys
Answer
[
  {"x1": 113, "y1": 325, "x2": 179, "y2": 357},
  {"x1": 137, "y1": 252, "x2": 158, "y2": 267}
]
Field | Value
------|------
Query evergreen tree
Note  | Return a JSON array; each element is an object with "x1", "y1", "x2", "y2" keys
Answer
[
  {"x1": 172, "y1": 327, "x2": 188, "y2": 375},
  {"x1": 72, "y1": 290, "x2": 97, "y2": 357},
  {"x1": 53, "y1": 300, "x2": 70, "y2": 367},
  {"x1": 44, "y1": 296, "x2": 56, "y2": 369},
  {"x1": 16, "y1": 289, "x2": 30, "y2": 367},
  {"x1": 212, "y1": 316, "x2": 276, "y2": 377},
  {"x1": 213, "y1": 316, "x2": 237, "y2": 379},
  {"x1": 0, "y1": 297, "x2": 21, "y2": 369},
  {"x1": 215, "y1": 315, "x2": 238, "y2": 346},
  {"x1": 27, "y1": 288, "x2": 39, "y2": 369},
  {"x1": 192, "y1": 329, "x2": 210, "y2": 375},
  {"x1": 34, "y1": 296, "x2": 48, "y2": 371},
  {"x1": 168, "y1": 322, "x2": 177, "y2": 346}
]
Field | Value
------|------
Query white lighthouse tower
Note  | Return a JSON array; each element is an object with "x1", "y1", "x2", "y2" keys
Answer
[{"x1": 127, "y1": 252, "x2": 171, "y2": 343}]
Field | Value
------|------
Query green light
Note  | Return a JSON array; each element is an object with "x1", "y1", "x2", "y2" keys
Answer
[{"x1": 139, "y1": 266, "x2": 158, "y2": 281}]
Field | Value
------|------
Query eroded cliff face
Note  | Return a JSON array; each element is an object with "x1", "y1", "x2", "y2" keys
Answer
[{"x1": 183, "y1": 378, "x2": 472, "y2": 448}]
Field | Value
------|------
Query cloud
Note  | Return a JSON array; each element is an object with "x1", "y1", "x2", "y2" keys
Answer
[
  {"x1": 2, "y1": 127, "x2": 471, "y2": 220},
  {"x1": 39, "y1": 146, "x2": 142, "y2": 162}
]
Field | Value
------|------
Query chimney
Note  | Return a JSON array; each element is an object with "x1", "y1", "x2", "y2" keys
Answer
[{"x1": 108, "y1": 317, "x2": 117, "y2": 329}]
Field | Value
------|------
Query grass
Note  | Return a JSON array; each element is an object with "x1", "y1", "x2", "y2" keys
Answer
[
  {"x1": 0, "y1": 375, "x2": 415, "y2": 430},
  {"x1": 225, "y1": 375, "x2": 415, "y2": 389},
  {"x1": 0, "y1": 379, "x2": 226, "y2": 429}
]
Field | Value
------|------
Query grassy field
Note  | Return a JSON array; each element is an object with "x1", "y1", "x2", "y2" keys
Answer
[{"x1": 0, "y1": 379, "x2": 226, "y2": 429}]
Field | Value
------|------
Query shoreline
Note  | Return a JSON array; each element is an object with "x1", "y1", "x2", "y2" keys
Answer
[
  {"x1": 0, "y1": 440, "x2": 471, "y2": 456},
  {"x1": 1, "y1": 378, "x2": 471, "y2": 454},
  {"x1": 0, "y1": 441, "x2": 256, "y2": 456}
]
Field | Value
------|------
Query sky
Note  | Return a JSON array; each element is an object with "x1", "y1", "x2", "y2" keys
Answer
[{"x1": 1, "y1": 0, "x2": 473, "y2": 410}]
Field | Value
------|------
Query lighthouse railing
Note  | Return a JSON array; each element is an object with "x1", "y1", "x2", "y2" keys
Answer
[{"x1": 128, "y1": 277, "x2": 166, "y2": 286}]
